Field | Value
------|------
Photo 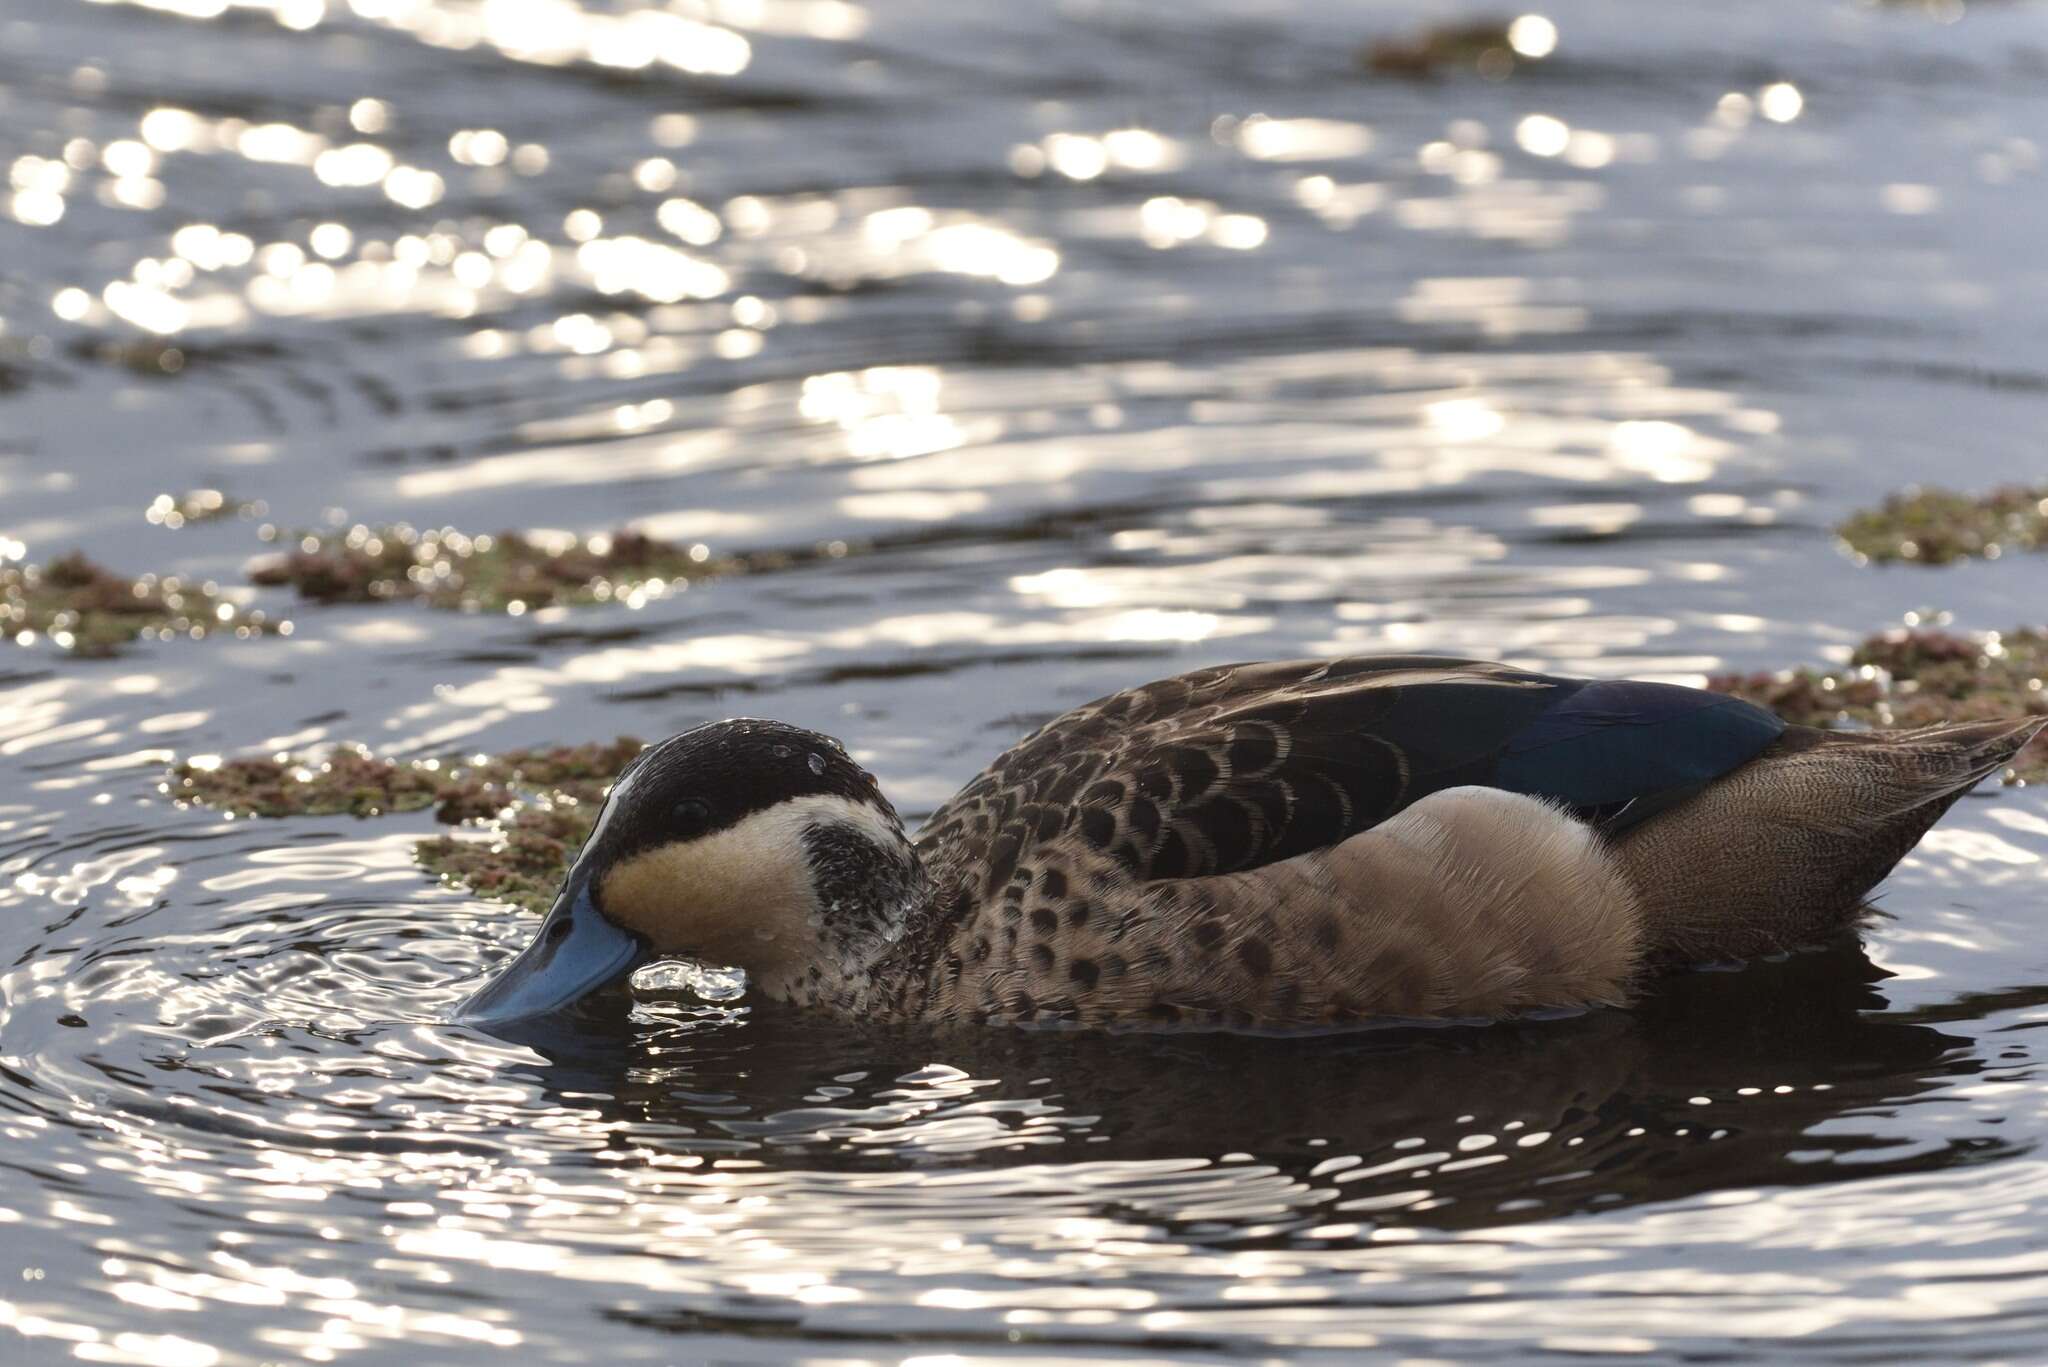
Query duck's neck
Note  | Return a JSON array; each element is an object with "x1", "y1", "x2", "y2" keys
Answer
[{"x1": 749, "y1": 815, "x2": 939, "y2": 1011}]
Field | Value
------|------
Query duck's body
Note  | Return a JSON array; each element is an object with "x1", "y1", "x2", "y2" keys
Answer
[{"x1": 458, "y1": 656, "x2": 2045, "y2": 1032}]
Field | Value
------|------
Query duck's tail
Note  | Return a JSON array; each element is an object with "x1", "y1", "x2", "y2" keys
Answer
[{"x1": 1612, "y1": 716, "x2": 2047, "y2": 965}]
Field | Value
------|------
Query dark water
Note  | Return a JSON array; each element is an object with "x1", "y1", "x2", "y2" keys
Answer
[{"x1": 6, "y1": 0, "x2": 2048, "y2": 1360}]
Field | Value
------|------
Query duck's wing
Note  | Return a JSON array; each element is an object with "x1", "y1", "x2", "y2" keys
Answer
[{"x1": 917, "y1": 656, "x2": 1784, "y2": 894}]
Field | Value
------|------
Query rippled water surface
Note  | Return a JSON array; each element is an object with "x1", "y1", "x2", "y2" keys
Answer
[{"x1": 6, "y1": 0, "x2": 2048, "y2": 1360}]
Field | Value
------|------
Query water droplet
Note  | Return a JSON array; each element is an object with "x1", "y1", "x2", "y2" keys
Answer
[{"x1": 808, "y1": 752, "x2": 826, "y2": 776}]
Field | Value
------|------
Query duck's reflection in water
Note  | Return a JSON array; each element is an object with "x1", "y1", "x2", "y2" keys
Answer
[{"x1": 495, "y1": 942, "x2": 2018, "y2": 1239}]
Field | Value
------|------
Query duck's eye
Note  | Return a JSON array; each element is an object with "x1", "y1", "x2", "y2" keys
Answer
[{"x1": 672, "y1": 798, "x2": 711, "y2": 831}]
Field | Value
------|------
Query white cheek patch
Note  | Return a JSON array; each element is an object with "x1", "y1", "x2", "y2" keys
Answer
[
  {"x1": 786, "y1": 794, "x2": 904, "y2": 852},
  {"x1": 704, "y1": 796, "x2": 898, "y2": 872}
]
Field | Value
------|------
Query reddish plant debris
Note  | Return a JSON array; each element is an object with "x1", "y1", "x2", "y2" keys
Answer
[
  {"x1": 168, "y1": 737, "x2": 645, "y2": 911},
  {"x1": 1837, "y1": 485, "x2": 2048, "y2": 566},
  {"x1": 416, "y1": 805, "x2": 598, "y2": 913},
  {"x1": 1708, "y1": 627, "x2": 2048, "y2": 781},
  {"x1": 245, "y1": 523, "x2": 840, "y2": 615},
  {"x1": 1362, "y1": 19, "x2": 1524, "y2": 79},
  {"x1": 2, "y1": 550, "x2": 284, "y2": 656}
]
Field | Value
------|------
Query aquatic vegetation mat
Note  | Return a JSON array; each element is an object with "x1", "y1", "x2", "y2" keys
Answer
[
  {"x1": 169, "y1": 737, "x2": 645, "y2": 911},
  {"x1": 5, "y1": 518, "x2": 863, "y2": 658},
  {"x1": 1, "y1": 551, "x2": 284, "y2": 655},
  {"x1": 1837, "y1": 485, "x2": 2048, "y2": 565},
  {"x1": 1709, "y1": 627, "x2": 2048, "y2": 781},
  {"x1": 146, "y1": 488, "x2": 266, "y2": 529},
  {"x1": 249, "y1": 524, "x2": 839, "y2": 614},
  {"x1": 1361, "y1": 18, "x2": 1547, "y2": 78}
]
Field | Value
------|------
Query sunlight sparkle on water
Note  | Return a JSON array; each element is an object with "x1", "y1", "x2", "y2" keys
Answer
[
  {"x1": 7, "y1": 0, "x2": 2048, "y2": 1361},
  {"x1": 1515, "y1": 115, "x2": 1571, "y2": 159},
  {"x1": 1507, "y1": 15, "x2": 1558, "y2": 60},
  {"x1": 1236, "y1": 116, "x2": 1374, "y2": 163},
  {"x1": 1760, "y1": 82, "x2": 1804, "y2": 123}
]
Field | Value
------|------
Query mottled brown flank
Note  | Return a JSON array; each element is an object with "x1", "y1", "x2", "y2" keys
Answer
[
  {"x1": 1837, "y1": 485, "x2": 2048, "y2": 566},
  {"x1": 1708, "y1": 627, "x2": 2048, "y2": 781},
  {"x1": 911, "y1": 781, "x2": 1646, "y2": 1030},
  {"x1": 1, "y1": 551, "x2": 282, "y2": 656},
  {"x1": 906, "y1": 658, "x2": 1606, "y2": 1027},
  {"x1": 169, "y1": 737, "x2": 644, "y2": 912},
  {"x1": 1236, "y1": 937, "x2": 1274, "y2": 976},
  {"x1": 248, "y1": 524, "x2": 850, "y2": 613}
]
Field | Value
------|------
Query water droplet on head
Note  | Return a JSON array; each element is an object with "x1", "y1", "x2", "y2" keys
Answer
[
  {"x1": 808, "y1": 752, "x2": 826, "y2": 776},
  {"x1": 771, "y1": 743, "x2": 792, "y2": 759}
]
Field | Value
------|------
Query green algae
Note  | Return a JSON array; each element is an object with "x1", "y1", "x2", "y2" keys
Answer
[
  {"x1": 169, "y1": 737, "x2": 645, "y2": 911},
  {"x1": 1837, "y1": 485, "x2": 2048, "y2": 566},
  {"x1": 246, "y1": 523, "x2": 835, "y2": 614},
  {"x1": 1, "y1": 550, "x2": 286, "y2": 656},
  {"x1": 1708, "y1": 627, "x2": 2048, "y2": 781}
]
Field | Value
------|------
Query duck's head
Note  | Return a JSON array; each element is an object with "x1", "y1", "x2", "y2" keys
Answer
[{"x1": 455, "y1": 718, "x2": 923, "y2": 1028}]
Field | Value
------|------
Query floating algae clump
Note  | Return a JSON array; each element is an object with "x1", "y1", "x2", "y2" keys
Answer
[
  {"x1": 1708, "y1": 627, "x2": 2048, "y2": 781},
  {"x1": 1362, "y1": 17, "x2": 1556, "y2": 78},
  {"x1": 2, "y1": 550, "x2": 283, "y2": 656},
  {"x1": 170, "y1": 747, "x2": 450, "y2": 819},
  {"x1": 247, "y1": 523, "x2": 836, "y2": 614},
  {"x1": 1837, "y1": 485, "x2": 2048, "y2": 566},
  {"x1": 146, "y1": 489, "x2": 266, "y2": 529},
  {"x1": 417, "y1": 805, "x2": 598, "y2": 913},
  {"x1": 169, "y1": 737, "x2": 645, "y2": 911}
]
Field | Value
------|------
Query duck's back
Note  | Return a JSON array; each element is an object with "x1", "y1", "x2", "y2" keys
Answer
[{"x1": 915, "y1": 655, "x2": 1785, "y2": 898}]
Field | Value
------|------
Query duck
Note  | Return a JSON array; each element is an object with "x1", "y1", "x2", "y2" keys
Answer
[{"x1": 455, "y1": 655, "x2": 2046, "y2": 1032}]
